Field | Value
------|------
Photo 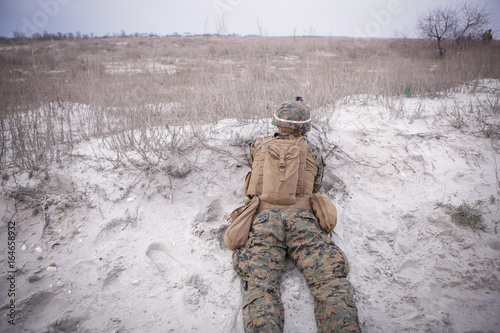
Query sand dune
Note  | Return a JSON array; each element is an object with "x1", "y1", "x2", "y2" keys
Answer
[{"x1": 1, "y1": 81, "x2": 499, "y2": 332}]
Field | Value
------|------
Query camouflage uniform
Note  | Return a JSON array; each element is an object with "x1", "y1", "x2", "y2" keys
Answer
[{"x1": 233, "y1": 101, "x2": 361, "y2": 332}]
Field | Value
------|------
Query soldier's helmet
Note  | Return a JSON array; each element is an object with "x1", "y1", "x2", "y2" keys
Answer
[{"x1": 271, "y1": 98, "x2": 311, "y2": 133}]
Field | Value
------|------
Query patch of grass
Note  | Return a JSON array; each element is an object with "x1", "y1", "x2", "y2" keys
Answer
[{"x1": 441, "y1": 202, "x2": 485, "y2": 230}]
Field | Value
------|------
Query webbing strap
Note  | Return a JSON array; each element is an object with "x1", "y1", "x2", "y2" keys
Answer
[
  {"x1": 279, "y1": 148, "x2": 286, "y2": 181},
  {"x1": 255, "y1": 138, "x2": 271, "y2": 195},
  {"x1": 296, "y1": 137, "x2": 307, "y2": 195}
]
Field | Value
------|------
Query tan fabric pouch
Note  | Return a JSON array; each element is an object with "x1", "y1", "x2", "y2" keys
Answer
[
  {"x1": 224, "y1": 196, "x2": 260, "y2": 251},
  {"x1": 310, "y1": 193, "x2": 337, "y2": 235}
]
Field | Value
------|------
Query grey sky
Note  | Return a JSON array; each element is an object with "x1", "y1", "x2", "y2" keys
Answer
[{"x1": 0, "y1": 0, "x2": 498, "y2": 38}]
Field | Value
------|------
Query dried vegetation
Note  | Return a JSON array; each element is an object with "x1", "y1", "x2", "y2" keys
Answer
[{"x1": 0, "y1": 36, "x2": 499, "y2": 174}]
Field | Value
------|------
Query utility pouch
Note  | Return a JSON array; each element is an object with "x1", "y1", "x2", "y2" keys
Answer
[
  {"x1": 310, "y1": 193, "x2": 337, "y2": 235},
  {"x1": 224, "y1": 196, "x2": 260, "y2": 251}
]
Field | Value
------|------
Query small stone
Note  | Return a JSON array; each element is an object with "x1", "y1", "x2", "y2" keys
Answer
[
  {"x1": 35, "y1": 247, "x2": 43, "y2": 253},
  {"x1": 28, "y1": 275, "x2": 40, "y2": 283},
  {"x1": 21, "y1": 244, "x2": 27, "y2": 251},
  {"x1": 132, "y1": 280, "x2": 139, "y2": 285},
  {"x1": 47, "y1": 266, "x2": 57, "y2": 272}
]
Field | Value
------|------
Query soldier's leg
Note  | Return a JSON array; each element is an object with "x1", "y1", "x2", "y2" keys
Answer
[
  {"x1": 233, "y1": 209, "x2": 287, "y2": 333},
  {"x1": 284, "y1": 209, "x2": 361, "y2": 333}
]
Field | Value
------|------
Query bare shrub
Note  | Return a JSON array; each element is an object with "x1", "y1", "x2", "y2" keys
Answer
[
  {"x1": 439, "y1": 89, "x2": 500, "y2": 138},
  {"x1": 474, "y1": 94, "x2": 500, "y2": 138}
]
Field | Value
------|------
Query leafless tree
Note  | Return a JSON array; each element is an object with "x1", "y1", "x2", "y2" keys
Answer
[
  {"x1": 417, "y1": 2, "x2": 492, "y2": 56},
  {"x1": 417, "y1": 5, "x2": 457, "y2": 57},
  {"x1": 453, "y1": 2, "x2": 492, "y2": 49}
]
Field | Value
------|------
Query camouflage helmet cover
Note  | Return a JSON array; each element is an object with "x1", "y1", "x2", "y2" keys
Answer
[{"x1": 271, "y1": 100, "x2": 311, "y2": 132}]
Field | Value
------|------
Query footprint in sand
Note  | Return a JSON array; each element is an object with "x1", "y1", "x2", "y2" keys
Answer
[
  {"x1": 47, "y1": 316, "x2": 91, "y2": 333},
  {"x1": 191, "y1": 199, "x2": 228, "y2": 246},
  {"x1": 94, "y1": 217, "x2": 129, "y2": 245},
  {"x1": 69, "y1": 260, "x2": 101, "y2": 287},
  {"x1": 146, "y1": 242, "x2": 185, "y2": 281},
  {"x1": 14, "y1": 291, "x2": 88, "y2": 332}
]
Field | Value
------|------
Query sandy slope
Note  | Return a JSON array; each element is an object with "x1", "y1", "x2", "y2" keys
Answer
[{"x1": 1, "y1": 82, "x2": 499, "y2": 332}]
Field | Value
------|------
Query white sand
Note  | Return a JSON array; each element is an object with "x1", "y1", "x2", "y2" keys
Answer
[{"x1": 1, "y1": 81, "x2": 499, "y2": 332}]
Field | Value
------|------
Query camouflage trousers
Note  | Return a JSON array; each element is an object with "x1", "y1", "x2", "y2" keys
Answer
[{"x1": 233, "y1": 208, "x2": 360, "y2": 333}]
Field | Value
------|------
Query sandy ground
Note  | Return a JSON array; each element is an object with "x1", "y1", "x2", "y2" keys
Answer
[{"x1": 1, "y1": 81, "x2": 499, "y2": 333}]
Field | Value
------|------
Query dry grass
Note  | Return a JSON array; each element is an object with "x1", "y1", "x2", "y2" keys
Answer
[
  {"x1": 440, "y1": 201, "x2": 486, "y2": 231},
  {"x1": 1, "y1": 36, "x2": 499, "y2": 172}
]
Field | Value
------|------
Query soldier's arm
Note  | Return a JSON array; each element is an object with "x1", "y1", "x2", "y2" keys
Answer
[
  {"x1": 313, "y1": 157, "x2": 325, "y2": 193},
  {"x1": 308, "y1": 143, "x2": 325, "y2": 193}
]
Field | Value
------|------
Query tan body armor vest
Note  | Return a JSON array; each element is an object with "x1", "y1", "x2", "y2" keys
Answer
[{"x1": 245, "y1": 135, "x2": 318, "y2": 207}]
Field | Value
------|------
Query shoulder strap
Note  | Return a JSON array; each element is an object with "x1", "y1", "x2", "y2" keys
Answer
[
  {"x1": 296, "y1": 137, "x2": 307, "y2": 195},
  {"x1": 254, "y1": 136, "x2": 273, "y2": 196}
]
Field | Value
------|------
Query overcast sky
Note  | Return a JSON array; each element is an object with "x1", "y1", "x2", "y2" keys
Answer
[{"x1": 0, "y1": 0, "x2": 499, "y2": 38}]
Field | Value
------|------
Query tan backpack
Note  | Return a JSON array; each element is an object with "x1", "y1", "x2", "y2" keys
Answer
[
  {"x1": 225, "y1": 135, "x2": 336, "y2": 250},
  {"x1": 245, "y1": 135, "x2": 315, "y2": 205}
]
